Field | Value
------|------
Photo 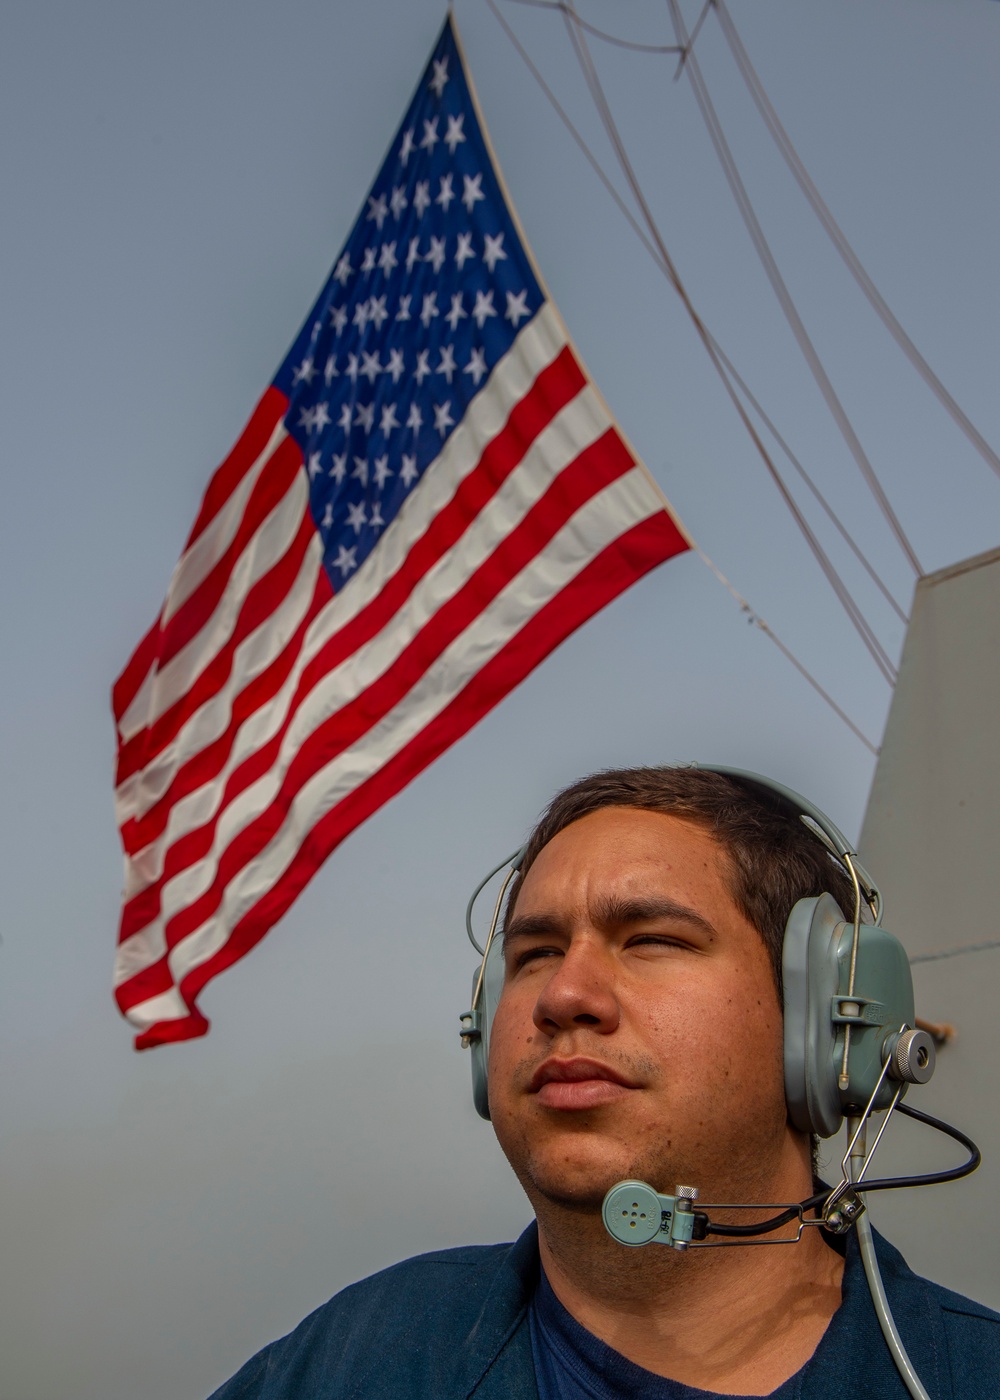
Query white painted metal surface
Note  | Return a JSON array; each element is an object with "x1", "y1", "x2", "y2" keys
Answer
[{"x1": 855, "y1": 545, "x2": 1000, "y2": 1310}]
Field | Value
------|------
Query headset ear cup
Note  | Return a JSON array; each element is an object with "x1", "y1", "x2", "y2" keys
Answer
[
  {"x1": 471, "y1": 1031, "x2": 490, "y2": 1120},
  {"x1": 783, "y1": 893, "x2": 849, "y2": 1138},
  {"x1": 784, "y1": 894, "x2": 918, "y2": 1138},
  {"x1": 470, "y1": 936, "x2": 506, "y2": 1121}
]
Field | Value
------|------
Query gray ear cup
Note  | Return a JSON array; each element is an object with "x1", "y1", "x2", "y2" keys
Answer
[
  {"x1": 783, "y1": 892, "x2": 916, "y2": 1137},
  {"x1": 470, "y1": 933, "x2": 505, "y2": 1121}
]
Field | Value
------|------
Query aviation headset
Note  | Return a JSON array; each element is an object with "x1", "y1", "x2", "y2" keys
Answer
[{"x1": 460, "y1": 765, "x2": 935, "y2": 1138}]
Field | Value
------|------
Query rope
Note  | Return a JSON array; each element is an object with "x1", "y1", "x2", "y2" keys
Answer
[
  {"x1": 505, "y1": 0, "x2": 682, "y2": 54},
  {"x1": 560, "y1": 3, "x2": 897, "y2": 682},
  {"x1": 665, "y1": 0, "x2": 922, "y2": 578},
  {"x1": 694, "y1": 549, "x2": 879, "y2": 754},
  {"x1": 910, "y1": 938, "x2": 1000, "y2": 966},
  {"x1": 492, "y1": 1, "x2": 907, "y2": 624},
  {"x1": 484, "y1": 0, "x2": 884, "y2": 752},
  {"x1": 713, "y1": 0, "x2": 1000, "y2": 487}
]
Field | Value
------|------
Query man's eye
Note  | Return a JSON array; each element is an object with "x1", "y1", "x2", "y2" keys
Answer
[
  {"x1": 513, "y1": 945, "x2": 560, "y2": 969},
  {"x1": 627, "y1": 934, "x2": 688, "y2": 950}
]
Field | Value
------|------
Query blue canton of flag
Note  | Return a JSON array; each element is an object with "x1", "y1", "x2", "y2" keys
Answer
[
  {"x1": 277, "y1": 26, "x2": 543, "y2": 586},
  {"x1": 112, "y1": 16, "x2": 690, "y2": 1050}
]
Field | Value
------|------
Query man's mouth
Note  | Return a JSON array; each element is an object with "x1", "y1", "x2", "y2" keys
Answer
[{"x1": 529, "y1": 1057, "x2": 639, "y2": 1111}]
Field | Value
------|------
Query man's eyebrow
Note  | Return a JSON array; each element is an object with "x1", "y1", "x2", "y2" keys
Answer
[
  {"x1": 502, "y1": 912, "x2": 565, "y2": 949},
  {"x1": 502, "y1": 895, "x2": 714, "y2": 948},
  {"x1": 592, "y1": 893, "x2": 716, "y2": 936}
]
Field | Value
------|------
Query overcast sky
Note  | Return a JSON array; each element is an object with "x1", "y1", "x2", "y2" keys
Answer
[{"x1": 1, "y1": 3, "x2": 998, "y2": 1397}]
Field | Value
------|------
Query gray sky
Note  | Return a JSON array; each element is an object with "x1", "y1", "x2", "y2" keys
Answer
[{"x1": 1, "y1": 2, "x2": 998, "y2": 1397}]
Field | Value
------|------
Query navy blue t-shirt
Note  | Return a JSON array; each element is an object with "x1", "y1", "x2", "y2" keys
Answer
[{"x1": 529, "y1": 1265, "x2": 817, "y2": 1400}]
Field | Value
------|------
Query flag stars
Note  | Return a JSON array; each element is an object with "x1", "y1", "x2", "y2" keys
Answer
[
  {"x1": 361, "y1": 245, "x2": 377, "y2": 274},
  {"x1": 346, "y1": 353, "x2": 361, "y2": 383},
  {"x1": 472, "y1": 289, "x2": 497, "y2": 328},
  {"x1": 352, "y1": 456, "x2": 369, "y2": 486},
  {"x1": 338, "y1": 403, "x2": 353, "y2": 432},
  {"x1": 322, "y1": 502, "x2": 334, "y2": 529},
  {"x1": 368, "y1": 295, "x2": 389, "y2": 331},
  {"x1": 405, "y1": 238, "x2": 421, "y2": 273},
  {"x1": 399, "y1": 127, "x2": 415, "y2": 166},
  {"x1": 425, "y1": 236, "x2": 446, "y2": 275},
  {"x1": 400, "y1": 454, "x2": 419, "y2": 487},
  {"x1": 330, "y1": 453, "x2": 347, "y2": 483},
  {"x1": 330, "y1": 305, "x2": 348, "y2": 336},
  {"x1": 444, "y1": 112, "x2": 466, "y2": 154},
  {"x1": 367, "y1": 192, "x2": 389, "y2": 230},
  {"x1": 369, "y1": 502, "x2": 386, "y2": 532},
  {"x1": 420, "y1": 117, "x2": 439, "y2": 152},
  {"x1": 437, "y1": 344, "x2": 457, "y2": 383},
  {"x1": 505, "y1": 289, "x2": 530, "y2": 326},
  {"x1": 380, "y1": 402, "x2": 400, "y2": 436},
  {"x1": 324, "y1": 355, "x2": 338, "y2": 385},
  {"x1": 361, "y1": 350, "x2": 382, "y2": 384},
  {"x1": 389, "y1": 185, "x2": 408, "y2": 220},
  {"x1": 386, "y1": 348, "x2": 405, "y2": 382},
  {"x1": 420, "y1": 292, "x2": 439, "y2": 328},
  {"x1": 353, "y1": 301, "x2": 370, "y2": 332},
  {"x1": 307, "y1": 452, "x2": 323, "y2": 480},
  {"x1": 378, "y1": 242, "x2": 398, "y2": 275},
  {"x1": 373, "y1": 455, "x2": 393, "y2": 490},
  {"x1": 445, "y1": 293, "x2": 467, "y2": 331},
  {"x1": 462, "y1": 173, "x2": 485, "y2": 213},
  {"x1": 412, "y1": 181, "x2": 431, "y2": 218},
  {"x1": 436, "y1": 173, "x2": 456, "y2": 213},
  {"x1": 433, "y1": 401, "x2": 455, "y2": 437},
  {"x1": 414, "y1": 349, "x2": 432, "y2": 383},
  {"x1": 333, "y1": 544, "x2": 357, "y2": 577},
  {"x1": 464, "y1": 347, "x2": 488, "y2": 386},
  {"x1": 346, "y1": 501, "x2": 368, "y2": 534},
  {"x1": 483, "y1": 232, "x2": 507, "y2": 273},
  {"x1": 407, "y1": 402, "x2": 424, "y2": 432},
  {"x1": 429, "y1": 55, "x2": 449, "y2": 98},
  {"x1": 354, "y1": 401, "x2": 375, "y2": 434},
  {"x1": 293, "y1": 357, "x2": 317, "y2": 386},
  {"x1": 396, "y1": 294, "x2": 412, "y2": 322},
  {"x1": 333, "y1": 254, "x2": 353, "y2": 285},
  {"x1": 454, "y1": 232, "x2": 475, "y2": 270},
  {"x1": 312, "y1": 402, "x2": 331, "y2": 432}
]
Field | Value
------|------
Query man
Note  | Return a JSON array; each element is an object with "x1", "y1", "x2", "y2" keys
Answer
[{"x1": 210, "y1": 767, "x2": 999, "y2": 1398}]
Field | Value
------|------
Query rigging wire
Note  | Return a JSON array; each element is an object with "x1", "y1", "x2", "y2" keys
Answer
[
  {"x1": 713, "y1": 0, "x2": 1000, "y2": 487},
  {"x1": 709, "y1": 343, "x2": 909, "y2": 625},
  {"x1": 484, "y1": 0, "x2": 898, "y2": 728},
  {"x1": 505, "y1": 0, "x2": 683, "y2": 55},
  {"x1": 664, "y1": 0, "x2": 922, "y2": 579},
  {"x1": 559, "y1": 2, "x2": 898, "y2": 683},
  {"x1": 493, "y1": 1, "x2": 907, "y2": 627}
]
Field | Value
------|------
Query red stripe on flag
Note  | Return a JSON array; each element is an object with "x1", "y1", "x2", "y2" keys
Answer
[
  {"x1": 120, "y1": 569, "x2": 333, "y2": 859},
  {"x1": 111, "y1": 389, "x2": 289, "y2": 736},
  {"x1": 112, "y1": 620, "x2": 160, "y2": 733},
  {"x1": 155, "y1": 434, "x2": 303, "y2": 671},
  {"x1": 131, "y1": 512, "x2": 687, "y2": 1048},
  {"x1": 115, "y1": 495, "x2": 319, "y2": 803},
  {"x1": 186, "y1": 387, "x2": 289, "y2": 548}
]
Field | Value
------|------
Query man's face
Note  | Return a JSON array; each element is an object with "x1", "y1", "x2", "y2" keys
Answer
[{"x1": 487, "y1": 807, "x2": 791, "y2": 1211}]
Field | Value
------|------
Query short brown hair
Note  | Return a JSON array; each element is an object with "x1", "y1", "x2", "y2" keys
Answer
[{"x1": 507, "y1": 766, "x2": 858, "y2": 993}]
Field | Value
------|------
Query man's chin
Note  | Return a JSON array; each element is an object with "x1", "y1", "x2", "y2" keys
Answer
[{"x1": 517, "y1": 1147, "x2": 640, "y2": 1216}]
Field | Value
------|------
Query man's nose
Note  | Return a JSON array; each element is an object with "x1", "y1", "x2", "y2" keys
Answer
[{"x1": 532, "y1": 939, "x2": 620, "y2": 1036}]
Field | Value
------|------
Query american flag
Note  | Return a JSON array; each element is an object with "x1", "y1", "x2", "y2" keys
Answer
[{"x1": 111, "y1": 17, "x2": 690, "y2": 1049}]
